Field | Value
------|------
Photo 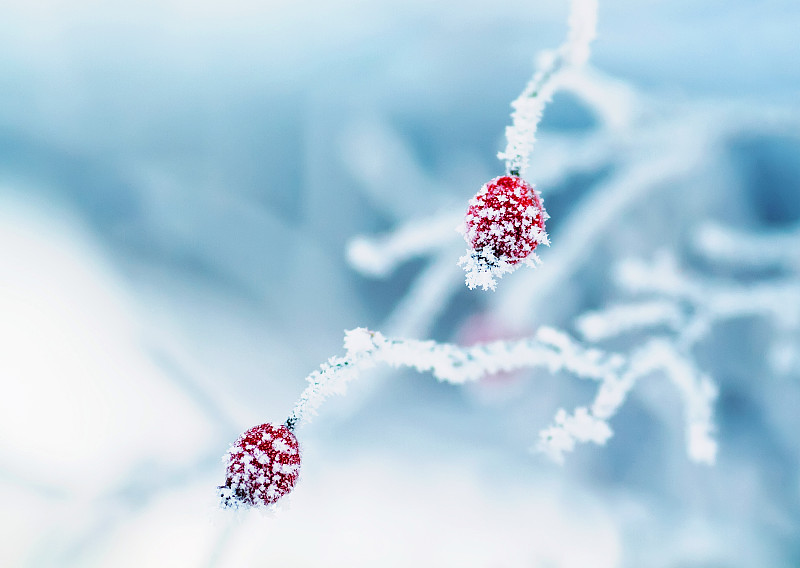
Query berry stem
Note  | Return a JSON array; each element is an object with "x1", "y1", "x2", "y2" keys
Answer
[
  {"x1": 283, "y1": 326, "x2": 716, "y2": 464},
  {"x1": 285, "y1": 327, "x2": 620, "y2": 427},
  {"x1": 499, "y1": 0, "x2": 598, "y2": 177}
]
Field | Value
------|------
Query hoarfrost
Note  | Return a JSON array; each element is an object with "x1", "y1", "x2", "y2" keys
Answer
[
  {"x1": 498, "y1": 0, "x2": 598, "y2": 177},
  {"x1": 287, "y1": 326, "x2": 716, "y2": 464}
]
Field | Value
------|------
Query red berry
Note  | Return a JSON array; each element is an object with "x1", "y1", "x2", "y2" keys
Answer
[
  {"x1": 220, "y1": 422, "x2": 301, "y2": 508},
  {"x1": 464, "y1": 175, "x2": 547, "y2": 264}
]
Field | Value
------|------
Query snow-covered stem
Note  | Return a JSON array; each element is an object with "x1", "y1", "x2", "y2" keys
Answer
[
  {"x1": 565, "y1": 248, "x2": 800, "y2": 463},
  {"x1": 614, "y1": 253, "x2": 800, "y2": 329},
  {"x1": 576, "y1": 252, "x2": 800, "y2": 355},
  {"x1": 346, "y1": 211, "x2": 462, "y2": 277},
  {"x1": 286, "y1": 326, "x2": 717, "y2": 464},
  {"x1": 287, "y1": 326, "x2": 623, "y2": 427},
  {"x1": 537, "y1": 338, "x2": 718, "y2": 464},
  {"x1": 576, "y1": 300, "x2": 685, "y2": 343},
  {"x1": 695, "y1": 221, "x2": 800, "y2": 271},
  {"x1": 498, "y1": 0, "x2": 598, "y2": 176}
]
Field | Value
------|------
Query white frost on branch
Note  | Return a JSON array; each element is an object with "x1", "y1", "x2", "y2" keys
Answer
[
  {"x1": 613, "y1": 252, "x2": 800, "y2": 330},
  {"x1": 537, "y1": 338, "x2": 718, "y2": 465},
  {"x1": 288, "y1": 326, "x2": 623, "y2": 426},
  {"x1": 569, "y1": 242, "x2": 800, "y2": 460},
  {"x1": 557, "y1": 66, "x2": 640, "y2": 131},
  {"x1": 695, "y1": 221, "x2": 800, "y2": 272},
  {"x1": 586, "y1": 249, "x2": 800, "y2": 342},
  {"x1": 287, "y1": 326, "x2": 716, "y2": 465},
  {"x1": 576, "y1": 300, "x2": 685, "y2": 342},
  {"x1": 536, "y1": 407, "x2": 613, "y2": 463},
  {"x1": 660, "y1": 243, "x2": 800, "y2": 376},
  {"x1": 498, "y1": 0, "x2": 598, "y2": 176},
  {"x1": 638, "y1": 342, "x2": 718, "y2": 465},
  {"x1": 346, "y1": 211, "x2": 462, "y2": 277}
]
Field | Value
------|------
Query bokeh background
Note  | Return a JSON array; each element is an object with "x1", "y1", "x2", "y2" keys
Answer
[{"x1": 2, "y1": 0, "x2": 800, "y2": 566}]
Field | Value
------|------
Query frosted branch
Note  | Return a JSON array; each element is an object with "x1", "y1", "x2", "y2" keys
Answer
[
  {"x1": 564, "y1": 248, "x2": 800, "y2": 464},
  {"x1": 557, "y1": 66, "x2": 641, "y2": 131},
  {"x1": 576, "y1": 300, "x2": 685, "y2": 342},
  {"x1": 695, "y1": 222, "x2": 800, "y2": 271},
  {"x1": 288, "y1": 326, "x2": 623, "y2": 427},
  {"x1": 346, "y1": 211, "x2": 463, "y2": 277},
  {"x1": 287, "y1": 327, "x2": 716, "y2": 465},
  {"x1": 614, "y1": 253, "x2": 800, "y2": 329},
  {"x1": 538, "y1": 339, "x2": 718, "y2": 465},
  {"x1": 498, "y1": 0, "x2": 598, "y2": 176},
  {"x1": 640, "y1": 342, "x2": 718, "y2": 464}
]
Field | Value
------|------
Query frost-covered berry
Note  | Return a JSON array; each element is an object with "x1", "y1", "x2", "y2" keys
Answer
[
  {"x1": 459, "y1": 175, "x2": 549, "y2": 290},
  {"x1": 219, "y1": 422, "x2": 301, "y2": 509},
  {"x1": 465, "y1": 175, "x2": 547, "y2": 262}
]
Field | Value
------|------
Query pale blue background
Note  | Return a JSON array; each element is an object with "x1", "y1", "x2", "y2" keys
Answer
[{"x1": 1, "y1": 1, "x2": 799, "y2": 566}]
